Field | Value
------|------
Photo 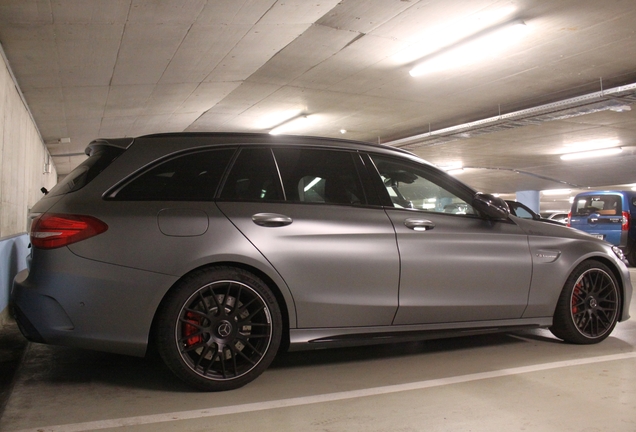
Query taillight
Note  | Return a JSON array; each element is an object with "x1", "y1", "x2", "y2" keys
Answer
[
  {"x1": 30, "y1": 214, "x2": 108, "y2": 249},
  {"x1": 622, "y1": 211, "x2": 630, "y2": 231},
  {"x1": 567, "y1": 211, "x2": 572, "y2": 227}
]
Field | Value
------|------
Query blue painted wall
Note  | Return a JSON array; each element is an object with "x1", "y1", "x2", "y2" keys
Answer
[{"x1": 0, "y1": 233, "x2": 29, "y2": 324}]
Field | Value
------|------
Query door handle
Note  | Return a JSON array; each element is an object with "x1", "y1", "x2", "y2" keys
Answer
[
  {"x1": 404, "y1": 218, "x2": 435, "y2": 231},
  {"x1": 252, "y1": 213, "x2": 293, "y2": 227}
]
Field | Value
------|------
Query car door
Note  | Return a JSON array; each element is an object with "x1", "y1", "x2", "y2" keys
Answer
[
  {"x1": 366, "y1": 154, "x2": 533, "y2": 325},
  {"x1": 216, "y1": 147, "x2": 400, "y2": 329}
]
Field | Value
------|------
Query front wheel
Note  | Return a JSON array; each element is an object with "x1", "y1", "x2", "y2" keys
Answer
[
  {"x1": 155, "y1": 267, "x2": 282, "y2": 391},
  {"x1": 550, "y1": 260, "x2": 620, "y2": 344}
]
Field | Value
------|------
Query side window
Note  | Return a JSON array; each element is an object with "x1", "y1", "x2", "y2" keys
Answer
[
  {"x1": 220, "y1": 148, "x2": 284, "y2": 201},
  {"x1": 273, "y1": 148, "x2": 366, "y2": 205},
  {"x1": 370, "y1": 155, "x2": 475, "y2": 215},
  {"x1": 512, "y1": 205, "x2": 533, "y2": 219},
  {"x1": 113, "y1": 148, "x2": 235, "y2": 201}
]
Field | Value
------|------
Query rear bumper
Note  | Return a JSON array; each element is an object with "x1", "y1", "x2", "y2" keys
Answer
[{"x1": 10, "y1": 248, "x2": 179, "y2": 357}]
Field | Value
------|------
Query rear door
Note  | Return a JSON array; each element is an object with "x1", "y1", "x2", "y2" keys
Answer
[
  {"x1": 366, "y1": 154, "x2": 533, "y2": 325},
  {"x1": 216, "y1": 146, "x2": 400, "y2": 329},
  {"x1": 570, "y1": 194, "x2": 625, "y2": 245}
]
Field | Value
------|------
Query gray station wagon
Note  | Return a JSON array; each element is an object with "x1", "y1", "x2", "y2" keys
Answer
[{"x1": 12, "y1": 133, "x2": 633, "y2": 391}]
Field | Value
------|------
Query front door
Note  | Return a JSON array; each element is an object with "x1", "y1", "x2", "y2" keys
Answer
[{"x1": 368, "y1": 154, "x2": 533, "y2": 325}]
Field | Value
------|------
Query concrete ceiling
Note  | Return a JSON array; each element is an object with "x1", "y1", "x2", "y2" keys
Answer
[{"x1": 2, "y1": 0, "x2": 636, "y2": 211}]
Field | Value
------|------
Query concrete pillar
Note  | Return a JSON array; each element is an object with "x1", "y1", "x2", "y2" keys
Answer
[{"x1": 516, "y1": 190, "x2": 540, "y2": 213}]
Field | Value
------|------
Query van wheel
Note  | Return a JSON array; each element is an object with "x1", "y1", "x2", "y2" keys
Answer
[
  {"x1": 155, "y1": 267, "x2": 282, "y2": 391},
  {"x1": 550, "y1": 260, "x2": 620, "y2": 344},
  {"x1": 627, "y1": 249, "x2": 636, "y2": 267}
]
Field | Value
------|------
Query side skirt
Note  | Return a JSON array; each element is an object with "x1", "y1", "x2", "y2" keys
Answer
[{"x1": 288, "y1": 318, "x2": 553, "y2": 351}]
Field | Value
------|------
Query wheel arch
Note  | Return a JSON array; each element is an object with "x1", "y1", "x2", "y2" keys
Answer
[
  {"x1": 148, "y1": 261, "x2": 294, "y2": 356},
  {"x1": 581, "y1": 255, "x2": 627, "y2": 322}
]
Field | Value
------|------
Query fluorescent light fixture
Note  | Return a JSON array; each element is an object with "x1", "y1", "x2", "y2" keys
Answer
[
  {"x1": 393, "y1": 6, "x2": 518, "y2": 65},
  {"x1": 409, "y1": 19, "x2": 528, "y2": 77},
  {"x1": 269, "y1": 114, "x2": 311, "y2": 135},
  {"x1": 303, "y1": 177, "x2": 322, "y2": 192},
  {"x1": 562, "y1": 138, "x2": 620, "y2": 152},
  {"x1": 542, "y1": 189, "x2": 571, "y2": 196},
  {"x1": 447, "y1": 168, "x2": 465, "y2": 175},
  {"x1": 440, "y1": 162, "x2": 463, "y2": 171},
  {"x1": 560, "y1": 147, "x2": 622, "y2": 161},
  {"x1": 340, "y1": 129, "x2": 347, "y2": 134}
]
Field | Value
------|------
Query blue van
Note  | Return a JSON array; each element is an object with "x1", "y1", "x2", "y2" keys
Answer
[{"x1": 568, "y1": 190, "x2": 636, "y2": 266}]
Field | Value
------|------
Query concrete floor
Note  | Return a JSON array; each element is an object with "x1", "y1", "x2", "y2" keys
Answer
[{"x1": 1, "y1": 270, "x2": 635, "y2": 432}]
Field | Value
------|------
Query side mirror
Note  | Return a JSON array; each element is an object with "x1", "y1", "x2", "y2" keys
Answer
[{"x1": 472, "y1": 193, "x2": 510, "y2": 220}]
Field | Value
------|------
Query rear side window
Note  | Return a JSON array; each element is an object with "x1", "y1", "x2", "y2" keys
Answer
[
  {"x1": 47, "y1": 145, "x2": 124, "y2": 197},
  {"x1": 113, "y1": 148, "x2": 235, "y2": 201},
  {"x1": 219, "y1": 148, "x2": 284, "y2": 201},
  {"x1": 273, "y1": 148, "x2": 366, "y2": 205},
  {"x1": 573, "y1": 195, "x2": 622, "y2": 216}
]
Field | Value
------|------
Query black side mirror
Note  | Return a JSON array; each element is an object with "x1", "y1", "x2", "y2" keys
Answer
[{"x1": 472, "y1": 193, "x2": 510, "y2": 220}]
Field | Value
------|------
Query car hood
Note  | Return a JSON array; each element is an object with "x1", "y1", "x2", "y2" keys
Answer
[{"x1": 510, "y1": 215, "x2": 599, "y2": 242}]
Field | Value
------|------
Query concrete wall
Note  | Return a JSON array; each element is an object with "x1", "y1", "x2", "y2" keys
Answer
[{"x1": 1, "y1": 45, "x2": 57, "y2": 324}]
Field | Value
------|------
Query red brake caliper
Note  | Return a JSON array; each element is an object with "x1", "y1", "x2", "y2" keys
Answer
[
  {"x1": 184, "y1": 312, "x2": 202, "y2": 346},
  {"x1": 572, "y1": 284, "x2": 581, "y2": 314}
]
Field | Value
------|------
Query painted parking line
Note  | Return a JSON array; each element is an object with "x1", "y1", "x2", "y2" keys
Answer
[{"x1": 10, "y1": 351, "x2": 636, "y2": 432}]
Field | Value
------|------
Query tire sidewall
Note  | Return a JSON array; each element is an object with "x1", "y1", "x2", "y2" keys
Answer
[
  {"x1": 156, "y1": 266, "x2": 282, "y2": 391},
  {"x1": 551, "y1": 260, "x2": 620, "y2": 344}
]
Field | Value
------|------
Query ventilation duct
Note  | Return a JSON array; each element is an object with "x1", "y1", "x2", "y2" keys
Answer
[{"x1": 385, "y1": 82, "x2": 636, "y2": 150}]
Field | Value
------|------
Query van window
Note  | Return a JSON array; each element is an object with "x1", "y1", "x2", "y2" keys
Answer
[{"x1": 573, "y1": 195, "x2": 622, "y2": 216}]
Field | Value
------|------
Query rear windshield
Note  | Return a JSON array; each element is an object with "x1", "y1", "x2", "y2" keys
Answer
[
  {"x1": 573, "y1": 195, "x2": 622, "y2": 216},
  {"x1": 46, "y1": 145, "x2": 125, "y2": 197}
]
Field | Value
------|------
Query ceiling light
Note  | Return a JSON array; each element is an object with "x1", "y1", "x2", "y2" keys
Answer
[
  {"x1": 560, "y1": 147, "x2": 623, "y2": 161},
  {"x1": 409, "y1": 20, "x2": 528, "y2": 77},
  {"x1": 446, "y1": 168, "x2": 465, "y2": 175},
  {"x1": 269, "y1": 115, "x2": 310, "y2": 135},
  {"x1": 542, "y1": 189, "x2": 571, "y2": 196},
  {"x1": 609, "y1": 104, "x2": 631, "y2": 112},
  {"x1": 439, "y1": 162, "x2": 463, "y2": 171},
  {"x1": 340, "y1": 129, "x2": 347, "y2": 134},
  {"x1": 562, "y1": 138, "x2": 620, "y2": 152}
]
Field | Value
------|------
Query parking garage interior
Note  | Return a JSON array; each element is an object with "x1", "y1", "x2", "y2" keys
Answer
[{"x1": 1, "y1": 1, "x2": 636, "y2": 431}]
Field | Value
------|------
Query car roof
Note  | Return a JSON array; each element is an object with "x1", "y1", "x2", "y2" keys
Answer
[{"x1": 88, "y1": 132, "x2": 427, "y2": 163}]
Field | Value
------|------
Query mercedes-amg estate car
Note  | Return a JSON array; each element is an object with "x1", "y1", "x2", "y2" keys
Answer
[{"x1": 12, "y1": 133, "x2": 633, "y2": 391}]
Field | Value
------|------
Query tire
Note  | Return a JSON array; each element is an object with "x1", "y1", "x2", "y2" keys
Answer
[
  {"x1": 627, "y1": 249, "x2": 636, "y2": 267},
  {"x1": 155, "y1": 267, "x2": 282, "y2": 391},
  {"x1": 550, "y1": 260, "x2": 620, "y2": 344}
]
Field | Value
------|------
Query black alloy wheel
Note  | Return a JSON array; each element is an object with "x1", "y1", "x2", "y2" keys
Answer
[
  {"x1": 550, "y1": 260, "x2": 620, "y2": 344},
  {"x1": 156, "y1": 267, "x2": 282, "y2": 391}
]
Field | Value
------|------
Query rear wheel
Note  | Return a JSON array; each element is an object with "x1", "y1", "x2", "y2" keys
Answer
[
  {"x1": 550, "y1": 260, "x2": 620, "y2": 344},
  {"x1": 156, "y1": 267, "x2": 282, "y2": 391},
  {"x1": 627, "y1": 249, "x2": 636, "y2": 267}
]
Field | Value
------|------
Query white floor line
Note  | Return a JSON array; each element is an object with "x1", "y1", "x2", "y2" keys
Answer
[{"x1": 10, "y1": 351, "x2": 636, "y2": 432}]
